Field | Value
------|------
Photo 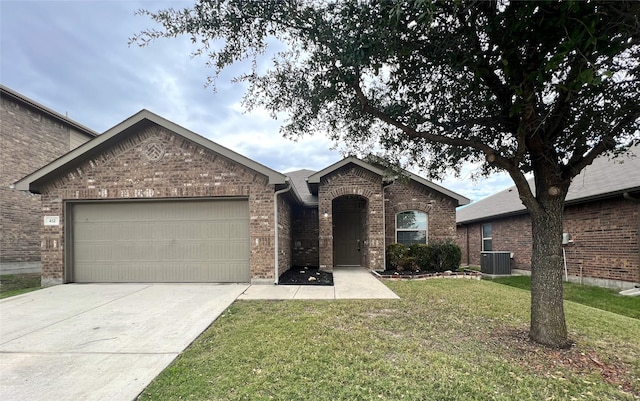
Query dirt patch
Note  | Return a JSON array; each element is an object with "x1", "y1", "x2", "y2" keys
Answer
[
  {"x1": 279, "y1": 267, "x2": 333, "y2": 286},
  {"x1": 493, "y1": 327, "x2": 638, "y2": 396}
]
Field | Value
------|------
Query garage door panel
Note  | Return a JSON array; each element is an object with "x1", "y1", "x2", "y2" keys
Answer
[{"x1": 71, "y1": 200, "x2": 250, "y2": 283}]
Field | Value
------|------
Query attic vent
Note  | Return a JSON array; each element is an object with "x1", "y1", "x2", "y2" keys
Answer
[{"x1": 144, "y1": 141, "x2": 165, "y2": 162}]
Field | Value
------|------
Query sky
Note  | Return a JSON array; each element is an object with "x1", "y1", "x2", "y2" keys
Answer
[{"x1": 0, "y1": 0, "x2": 515, "y2": 203}]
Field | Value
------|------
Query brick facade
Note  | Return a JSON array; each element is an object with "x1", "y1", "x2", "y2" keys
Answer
[
  {"x1": 385, "y1": 180, "x2": 458, "y2": 246},
  {"x1": 0, "y1": 91, "x2": 92, "y2": 267},
  {"x1": 37, "y1": 124, "x2": 280, "y2": 285},
  {"x1": 457, "y1": 197, "x2": 640, "y2": 287},
  {"x1": 317, "y1": 165, "x2": 385, "y2": 271},
  {"x1": 291, "y1": 206, "x2": 319, "y2": 267}
]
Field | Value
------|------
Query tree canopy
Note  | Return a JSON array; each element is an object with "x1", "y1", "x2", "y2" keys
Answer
[{"x1": 132, "y1": 0, "x2": 640, "y2": 347}]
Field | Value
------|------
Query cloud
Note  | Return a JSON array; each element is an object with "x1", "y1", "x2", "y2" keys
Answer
[{"x1": 1, "y1": 0, "x2": 508, "y2": 202}]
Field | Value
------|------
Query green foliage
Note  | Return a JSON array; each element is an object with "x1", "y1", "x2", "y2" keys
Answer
[
  {"x1": 387, "y1": 240, "x2": 462, "y2": 272},
  {"x1": 131, "y1": 0, "x2": 639, "y2": 183},
  {"x1": 385, "y1": 243, "x2": 408, "y2": 270},
  {"x1": 409, "y1": 243, "x2": 432, "y2": 270}
]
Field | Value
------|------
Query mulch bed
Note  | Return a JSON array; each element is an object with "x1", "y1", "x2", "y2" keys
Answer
[
  {"x1": 279, "y1": 267, "x2": 333, "y2": 286},
  {"x1": 374, "y1": 269, "x2": 481, "y2": 280}
]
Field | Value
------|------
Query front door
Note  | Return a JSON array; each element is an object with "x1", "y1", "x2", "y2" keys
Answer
[{"x1": 333, "y1": 196, "x2": 366, "y2": 266}]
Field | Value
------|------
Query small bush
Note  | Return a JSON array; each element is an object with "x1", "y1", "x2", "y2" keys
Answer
[
  {"x1": 386, "y1": 243, "x2": 408, "y2": 270},
  {"x1": 386, "y1": 240, "x2": 462, "y2": 273},
  {"x1": 430, "y1": 239, "x2": 462, "y2": 272},
  {"x1": 409, "y1": 243, "x2": 433, "y2": 270}
]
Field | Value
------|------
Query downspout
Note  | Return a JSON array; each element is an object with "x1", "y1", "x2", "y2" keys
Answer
[
  {"x1": 623, "y1": 192, "x2": 640, "y2": 203},
  {"x1": 382, "y1": 184, "x2": 386, "y2": 270},
  {"x1": 274, "y1": 178, "x2": 292, "y2": 285}
]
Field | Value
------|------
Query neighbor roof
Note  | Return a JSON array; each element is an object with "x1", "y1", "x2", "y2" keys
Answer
[
  {"x1": 14, "y1": 109, "x2": 287, "y2": 193},
  {"x1": 456, "y1": 145, "x2": 640, "y2": 224},
  {"x1": 1, "y1": 84, "x2": 98, "y2": 138},
  {"x1": 307, "y1": 156, "x2": 470, "y2": 207}
]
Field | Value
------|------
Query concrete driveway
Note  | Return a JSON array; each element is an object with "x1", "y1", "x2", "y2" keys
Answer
[{"x1": 0, "y1": 283, "x2": 248, "y2": 401}]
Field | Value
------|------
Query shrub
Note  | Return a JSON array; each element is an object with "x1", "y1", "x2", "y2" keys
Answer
[
  {"x1": 386, "y1": 243, "x2": 408, "y2": 270},
  {"x1": 429, "y1": 239, "x2": 462, "y2": 272},
  {"x1": 409, "y1": 243, "x2": 433, "y2": 270}
]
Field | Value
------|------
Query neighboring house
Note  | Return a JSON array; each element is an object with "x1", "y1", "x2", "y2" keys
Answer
[
  {"x1": 15, "y1": 109, "x2": 469, "y2": 286},
  {"x1": 456, "y1": 146, "x2": 640, "y2": 289},
  {"x1": 0, "y1": 85, "x2": 97, "y2": 274}
]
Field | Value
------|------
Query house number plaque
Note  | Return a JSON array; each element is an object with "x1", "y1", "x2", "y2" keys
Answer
[{"x1": 44, "y1": 216, "x2": 60, "y2": 226}]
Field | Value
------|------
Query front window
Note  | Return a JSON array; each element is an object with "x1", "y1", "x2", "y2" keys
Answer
[
  {"x1": 396, "y1": 211, "x2": 427, "y2": 246},
  {"x1": 482, "y1": 223, "x2": 493, "y2": 251}
]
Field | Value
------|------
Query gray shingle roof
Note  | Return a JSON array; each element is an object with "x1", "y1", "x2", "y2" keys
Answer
[
  {"x1": 456, "y1": 145, "x2": 640, "y2": 224},
  {"x1": 285, "y1": 169, "x2": 318, "y2": 206}
]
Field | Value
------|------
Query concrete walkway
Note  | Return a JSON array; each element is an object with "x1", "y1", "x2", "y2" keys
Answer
[{"x1": 239, "y1": 266, "x2": 399, "y2": 300}]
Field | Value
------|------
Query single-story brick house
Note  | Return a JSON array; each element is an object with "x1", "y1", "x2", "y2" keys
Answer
[
  {"x1": 1, "y1": 85, "x2": 96, "y2": 274},
  {"x1": 15, "y1": 109, "x2": 469, "y2": 286},
  {"x1": 456, "y1": 146, "x2": 640, "y2": 289}
]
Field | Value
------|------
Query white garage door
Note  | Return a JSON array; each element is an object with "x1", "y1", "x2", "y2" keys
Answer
[{"x1": 70, "y1": 199, "x2": 249, "y2": 283}]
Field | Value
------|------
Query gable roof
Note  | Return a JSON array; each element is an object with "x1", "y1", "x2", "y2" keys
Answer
[
  {"x1": 14, "y1": 109, "x2": 287, "y2": 193},
  {"x1": 306, "y1": 156, "x2": 470, "y2": 207},
  {"x1": 1, "y1": 84, "x2": 98, "y2": 138},
  {"x1": 456, "y1": 145, "x2": 640, "y2": 224}
]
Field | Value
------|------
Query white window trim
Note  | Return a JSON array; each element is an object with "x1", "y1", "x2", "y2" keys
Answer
[
  {"x1": 395, "y1": 210, "x2": 428, "y2": 246},
  {"x1": 482, "y1": 223, "x2": 492, "y2": 251}
]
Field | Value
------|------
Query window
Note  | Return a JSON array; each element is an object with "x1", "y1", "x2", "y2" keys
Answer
[
  {"x1": 482, "y1": 223, "x2": 492, "y2": 251},
  {"x1": 396, "y1": 211, "x2": 427, "y2": 246}
]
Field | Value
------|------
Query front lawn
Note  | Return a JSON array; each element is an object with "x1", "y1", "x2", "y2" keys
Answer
[
  {"x1": 138, "y1": 280, "x2": 640, "y2": 400},
  {"x1": 488, "y1": 275, "x2": 640, "y2": 319},
  {"x1": 0, "y1": 273, "x2": 41, "y2": 299}
]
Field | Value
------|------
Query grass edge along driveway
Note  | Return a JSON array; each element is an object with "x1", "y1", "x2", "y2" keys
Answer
[{"x1": 138, "y1": 279, "x2": 639, "y2": 401}]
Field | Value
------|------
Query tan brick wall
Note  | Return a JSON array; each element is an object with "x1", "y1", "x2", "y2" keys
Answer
[
  {"x1": 317, "y1": 165, "x2": 384, "y2": 271},
  {"x1": 277, "y1": 191, "x2": 292, "y2": 278},
  {"x1": 0, "y1": 94, "x2": 90, "y2": 264},
  {"x1": 291, "y1": 206, "x2": 319, "y2": 267},
  {"x1": 456, "y1": 197, "x2": 640, "y2": 284},
  {"x1": 385, "y1": 180, "x2": 458, "y2": 246},
  {"x1": 38, "y1": 125, "x2": 278, "y2": 285}
]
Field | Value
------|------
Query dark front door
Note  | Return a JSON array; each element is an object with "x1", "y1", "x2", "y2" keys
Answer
[{"x1": 333, "y1": 196, "x2": 366, "y2": 266}]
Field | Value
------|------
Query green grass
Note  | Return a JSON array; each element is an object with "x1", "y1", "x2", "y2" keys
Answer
[
  {"x1": 138, "y1": 280, "x2": 640, "y2": 400},
  {"x1": 488, "y1": 275, "x2": 640, "y2": 319},
  {"x1": 0, "y1": 274, "x2": 41, "y2": 299}
]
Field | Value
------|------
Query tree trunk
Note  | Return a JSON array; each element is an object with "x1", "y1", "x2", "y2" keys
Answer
[{"x1": 528, "y1": 195, "x2": 569, "y2": 348}]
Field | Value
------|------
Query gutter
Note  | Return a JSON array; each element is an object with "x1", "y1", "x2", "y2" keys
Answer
[
  {"x1": 274, "y1": 178, "x2": 292, "y2": 284},
  {"x1": 623, "y1": 192, "x2": 640, "y2": 204}
]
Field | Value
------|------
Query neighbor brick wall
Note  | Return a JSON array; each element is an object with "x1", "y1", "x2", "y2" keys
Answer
[
  {"x1": 563, "y1": 198, "x2": 639, "y2": 284},
  {"x1": 317, "y1": 165, "x2": 384, "y2": 271},
  {"x1": 0, "y1": 94, "x2": 91, "y2": 264},
  {"x1": 456, "y1": 197, "x2": 640, "y2": 284},
  {"x1": 38, "y1": 124, "x2": 278, "y2": 285},
  {"x1": 385, "y1": 180, "x2": 458, "y2": 247},
  {"x1": 456, "y1": 215, "x2": 534, "y2": 270}
]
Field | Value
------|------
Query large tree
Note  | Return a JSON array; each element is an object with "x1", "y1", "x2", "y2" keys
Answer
[{"x1": 132, "y1": 0, "x2": 640, "y2": 348}]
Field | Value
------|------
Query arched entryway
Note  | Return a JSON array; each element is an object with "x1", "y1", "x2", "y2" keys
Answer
[{"x1": 332, "y1": 195, "x2": 368, "y2": 266}]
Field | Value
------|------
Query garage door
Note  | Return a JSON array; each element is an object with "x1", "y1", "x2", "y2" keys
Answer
[{"x1": 70, "y1": 199, "x2": 249, "y2": 283}]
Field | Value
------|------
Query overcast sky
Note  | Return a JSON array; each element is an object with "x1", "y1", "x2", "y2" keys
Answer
[{"x1": 1, "y1": 0, "x2": 514, "y2": 203}]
